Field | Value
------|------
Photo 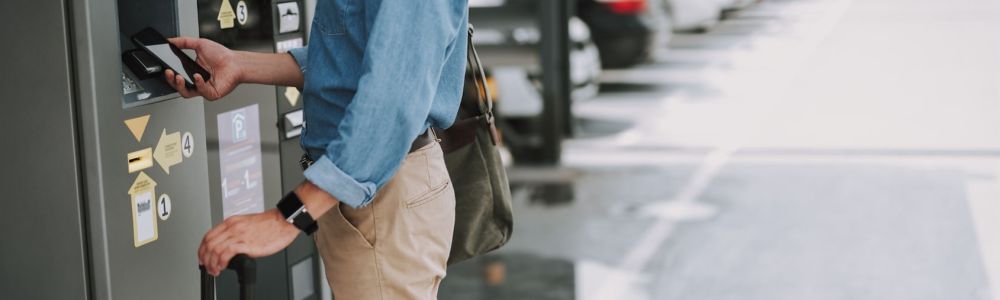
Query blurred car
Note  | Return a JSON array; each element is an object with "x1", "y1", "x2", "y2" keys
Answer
[
  {"x1": 469, "y1": 0, "x2": 676, "y2": 162},
  {"x1": 663, "y1": 0, "x2": 722, "y2": 32},
  {"x1": 578, "y1": 0, "x2": 672, "y2": 68},
  {"x1": 717, "y1": 0, "x2": 757, "y2": 10},
  {"x1": 469, "y1": 0, "x2": 604, "y2": 163},
  {"x1": 469, "y1": 0, "x2": 603, "y2": 102}
]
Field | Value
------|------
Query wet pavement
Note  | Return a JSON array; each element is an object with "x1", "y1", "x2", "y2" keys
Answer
[{"x1": 441, "y1": 0, "x2": 1000, "y2": 299}]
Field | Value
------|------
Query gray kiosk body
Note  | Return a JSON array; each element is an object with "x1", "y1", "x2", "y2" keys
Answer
[{"x1": 0, "y1": 0, "x2": 320, "y2": 299}]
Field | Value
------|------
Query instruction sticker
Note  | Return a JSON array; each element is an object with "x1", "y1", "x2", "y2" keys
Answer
[
  {"x1": 218, "y1": 0, "x2": 236, "y2": 29},
  {"x1": 277, "y1": 2, "x2": 301, "y2": 33},
  {"x1": 276, "y1": 38, "x2": 303, "y2": 53},
  {"x1": 217, "y1": 104, "x2": 265, "y2": 219},
  {"x1": 284, "y1": 87, "x2": 300, "y2": 107},
  {"x1": 129, "y1": 172, "x2": 159, "y2": 247},
  {"x1": 154, "y1": 129, "x2": 183, "y2": 174}
]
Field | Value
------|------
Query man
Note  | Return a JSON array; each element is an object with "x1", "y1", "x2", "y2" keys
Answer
[{"x1": 164, "y1": 1, "x2": 469, "y2": 298}]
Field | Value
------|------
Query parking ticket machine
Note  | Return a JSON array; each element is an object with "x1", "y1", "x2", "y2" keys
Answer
[
  {"x1": 195, "y1": 0, "x2": 320, "y2": 299},
  {"x1": 0, "y1": 0, "x2": 320, "y2": 299}
]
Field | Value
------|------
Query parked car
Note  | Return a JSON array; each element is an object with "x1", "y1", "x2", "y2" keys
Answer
[
  {"x1": 664, "y1": 0, "x2": 722, "y2": 32},
  {"x1": 578, "y1": 0, "x2": 672, "y2": 68},
  {"x1": 469, "y1": 0, "x2": 603, "y2": 103},
  {"x1": 717, "y1": 0, "x2": 757, "y2": 10},
  {"x1": 469, "y1": 0, "x2": 605, "y2": 163},
  {"x1": 468, "y1": 0, "x2": 678, "y2": 162}
]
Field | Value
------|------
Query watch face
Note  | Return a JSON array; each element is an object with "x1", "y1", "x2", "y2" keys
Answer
[
  {"x1": 277, "y1": 191, "x2": 304, "y2": 219},
  {"x1": 278, "y1": 191, "x2": 316, "y2": 233}
]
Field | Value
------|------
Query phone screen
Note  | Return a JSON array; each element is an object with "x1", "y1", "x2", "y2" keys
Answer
[{"x1": 131, "y1": 27, "x2": 211, "y2": 86}]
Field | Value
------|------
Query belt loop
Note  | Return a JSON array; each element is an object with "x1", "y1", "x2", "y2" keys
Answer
[{"x1": 430, "y1": 128, "x2": 441, "y2": 143}]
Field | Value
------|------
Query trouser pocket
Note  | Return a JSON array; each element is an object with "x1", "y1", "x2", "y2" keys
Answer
[
  {"x1": 319, "y1": 202, "x2": 375, "y2": 249},
  {"x1": 402, "y1": 143, "x2": 452, "y2": 208}
]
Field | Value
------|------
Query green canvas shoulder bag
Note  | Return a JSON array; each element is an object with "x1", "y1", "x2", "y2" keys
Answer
[{"x1": 437, "y1": 24, "x2": 514, "y2": 266}]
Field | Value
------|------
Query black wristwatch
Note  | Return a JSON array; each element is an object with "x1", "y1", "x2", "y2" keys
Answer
[{"x1": 276, "y1": 191, "x2": 318, "y2": 235}]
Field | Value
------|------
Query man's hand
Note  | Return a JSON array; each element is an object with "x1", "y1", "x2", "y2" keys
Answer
[
  {"x1": 164, "y1": 37, "x2": 243, "y2": 100},
  {"x1": 198, "y1": 208, "x2": 299, "y2": 276}
]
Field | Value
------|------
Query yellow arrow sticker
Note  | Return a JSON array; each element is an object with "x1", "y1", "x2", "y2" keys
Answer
[
  {"x1": 284, "y1": 87, "x2": 300, "y2": 107},
  {"x1": 124, "y1": 115, "x2": 151, "y2": 142},
  {"x1": 218, "y1": 0, "x2": 236, "y2": 29},
  {"x1": 154, "y1": 129, "x2": 183, "y2": 174},
  {"x1": 129, "y1": 172, "x2": 158, "y2": 247},
  {"x1": 128, "y1": 171, "x2": 158, "y2": 199}
]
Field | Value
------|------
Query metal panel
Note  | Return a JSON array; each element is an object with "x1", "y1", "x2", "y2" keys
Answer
[
  {"x1": 1, "y1": 1, "x2": 321, "y2": 299},
  {"x1": 0, "y1": 0, "x2": 90, "y2": 298},
  {"x1": 71, "y1": 0, "x2": 215, "y2": 299}
]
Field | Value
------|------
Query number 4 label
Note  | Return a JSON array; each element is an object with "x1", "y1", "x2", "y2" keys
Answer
[{"x1": 181, "y1": 132, "x2": 194, "y2": 158}]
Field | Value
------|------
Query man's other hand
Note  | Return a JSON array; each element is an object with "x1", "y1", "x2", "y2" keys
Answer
[
  {"x1": 164, "y1": 37, "x2": 242, "y2": 100},
  {"x1": 198, "y1": 208, "x2": 299, "y2": 276}
]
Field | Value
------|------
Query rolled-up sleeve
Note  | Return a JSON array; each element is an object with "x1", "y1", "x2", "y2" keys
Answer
[
  {"x1": 303, "y1": 0, "x2": 464, "y2": 208},
  {"x1": 287, "y1": 47, "x2": 308, "y2": 73}
]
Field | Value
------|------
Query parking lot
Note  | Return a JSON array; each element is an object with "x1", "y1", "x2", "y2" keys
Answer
[
  {"x1": 443, "y1": 0, "x2": 1000, "y2": 299},
  {"x1": 8, "y1": 0, "x2": 1000, "y2": 298}
]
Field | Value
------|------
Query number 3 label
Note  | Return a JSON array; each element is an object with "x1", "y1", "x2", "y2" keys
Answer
[{"x1": 181, "y1": 132, "x2": 194, "y2": 158}]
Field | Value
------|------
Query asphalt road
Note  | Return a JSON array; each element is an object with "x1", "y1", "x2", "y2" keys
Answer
[{"x1": 441, "y1": 0, "x2": 1000, "y2": 299}]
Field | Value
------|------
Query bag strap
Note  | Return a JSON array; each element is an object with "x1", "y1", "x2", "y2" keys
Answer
[
  {"x1": 437, "y1": 23, "x2": 502, "y2": 154},
  {"x1": 466, "y1": 23, "x2": 500, "y2": 145},
  {"x1": 467, "y1": 24, "x2": 493, "y2": 117}
]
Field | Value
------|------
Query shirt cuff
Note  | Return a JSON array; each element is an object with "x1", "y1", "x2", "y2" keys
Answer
[
  {"x1": 287, "y1": 47, "x2": 308, "y2": 73},
  {"x1": 303, "y1": 155, "x2": 376, "y2": 208}
]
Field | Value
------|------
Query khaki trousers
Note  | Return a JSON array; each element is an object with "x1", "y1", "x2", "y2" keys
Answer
[{"x1": 314, "y1": 142, "x2": 456, "y2": 300}]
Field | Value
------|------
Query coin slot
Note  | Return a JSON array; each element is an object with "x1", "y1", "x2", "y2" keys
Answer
[{"x1": 128, "y1": 148, "x2": 154, "y2": 173}]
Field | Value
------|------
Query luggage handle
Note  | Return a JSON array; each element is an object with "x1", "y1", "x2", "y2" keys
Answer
[{"x1": 200, "y1": 254, "x2": 257, "y2": 300}]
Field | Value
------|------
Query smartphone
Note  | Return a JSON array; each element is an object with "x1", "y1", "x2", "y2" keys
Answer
[{"x1": 131, "y1": 27, "x2": 211, "y2": 87}]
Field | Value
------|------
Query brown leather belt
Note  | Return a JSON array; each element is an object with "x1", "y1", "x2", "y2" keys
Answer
[
  {"x1": 300, "y1": 129, "x2": 438, "y2": 170},
  {"x1": 409, "y1": 128, "x2": 438, "y2": 153}
]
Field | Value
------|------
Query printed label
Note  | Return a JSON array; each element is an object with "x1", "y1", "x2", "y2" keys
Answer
[{"x1": 129, "y1": 172, "x2": 159, "y2": 247}]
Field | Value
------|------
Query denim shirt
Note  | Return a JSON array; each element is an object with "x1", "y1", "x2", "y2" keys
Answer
[{"x1": 288, "y1": 0, "x2": 468, "y2": 208}]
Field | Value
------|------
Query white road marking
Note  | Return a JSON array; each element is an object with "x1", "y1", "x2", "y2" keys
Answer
[
  {"x1": 591, "y1": 146, "x2": 737, "y2": 300},
  {"x1": 581, "y1": 0, "x2": 853, "y2": 298},
  {"x1": 639, "y1": 200, "x2": 720, "y2": 221}
]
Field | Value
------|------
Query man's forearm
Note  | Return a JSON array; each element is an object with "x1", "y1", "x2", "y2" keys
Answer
[
  {"x1": 294, "y1": 180, "x2": 340, "y2": 221},
  {"x1": 237, "y1": 51, "x2": 305, "y2": 89}
]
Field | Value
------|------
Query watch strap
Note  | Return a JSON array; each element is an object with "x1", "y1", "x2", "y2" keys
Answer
[
  {"x1": 277, "y1": 191, "x2": 318, "y2": 235},
  {"x1": 290, "y1": 207, "x2": 318, "y2": 235}
]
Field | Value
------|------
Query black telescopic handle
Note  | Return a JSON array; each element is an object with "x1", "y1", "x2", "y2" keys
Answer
[
  {"x1": 229, "y1": 254, "x2": 257, "y2": 300},
  {"x1": 200, "y1": 254, "x2": 257, "y2": 300},
  {"x1": 199, "y1": 264, "x2": 214, "y2": 300}
]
